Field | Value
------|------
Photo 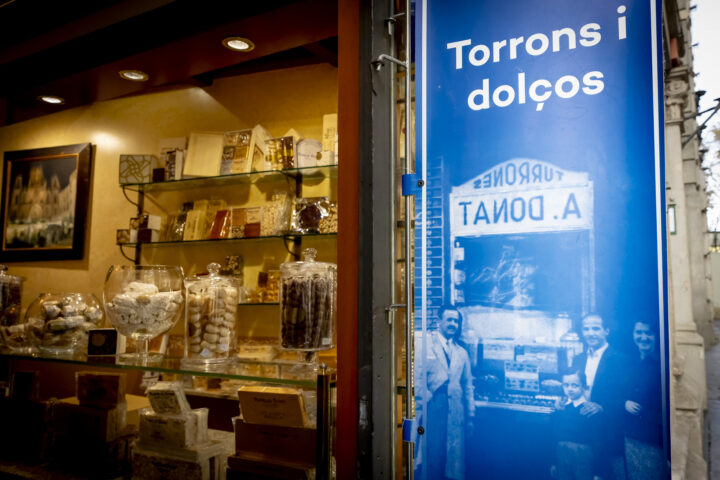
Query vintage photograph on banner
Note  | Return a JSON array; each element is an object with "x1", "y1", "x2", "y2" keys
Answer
[{"x1": 413, "y1": 1, "x2": 669, "y2": 479}]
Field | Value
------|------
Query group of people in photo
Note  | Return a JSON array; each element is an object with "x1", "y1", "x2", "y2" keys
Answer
[{"x1": 416, "y1": 307, "x2": 666, "y2": 480}]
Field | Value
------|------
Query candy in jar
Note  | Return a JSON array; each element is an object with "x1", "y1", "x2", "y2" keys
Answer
[
  {"x1": 0, "y1": 266, "x2": 25, "y2": 351},
  {"x1": 279, "y1": 248, "x2": 336, "y2": 350},
  {"x1": 184, "y1": 263, "x2": 240, "y2": 364}
]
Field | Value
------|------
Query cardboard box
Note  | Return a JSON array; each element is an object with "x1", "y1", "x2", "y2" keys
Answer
[
  {"x1": 116, "y1": 229, "x2": 131, "y2": 244},
  {"x1": 132, "y1": 441, "x2": 225, "y2": 480},
  {"x1": 321, "y1": 114, "x2": 337, "y2": 153},
  {"x1": 227, "y1": 453, "x2": 312, "y2": 479},
  {"x1": 52, "y1": 399, "x2": 127, "y2": 442},
  {"x1": 137, "y1": 228, "x2": 160, "y2": 243},
  {"x1": 237, "y1": 386, "x2": 307, "y2": 427},
  {"x1": 76, "y1": 371, "x2": 126, "y2": 408},
  {"x1": 184, "y1": 132, "x2": 225, "y2": 178},
  {"x1": 119, "y1": 154, "x2": 158, "y2": 184},
  {"x1": 233, "y1": 419, "x2": 315, "y2": 468}
]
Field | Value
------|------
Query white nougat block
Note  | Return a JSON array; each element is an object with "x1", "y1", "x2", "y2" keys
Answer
[
  {"x1": 147, "y1": 381, "x2": 192, "y2": 415},
  {"x1": 139, "y1": 408, "x2": 197, "y2": 448}
]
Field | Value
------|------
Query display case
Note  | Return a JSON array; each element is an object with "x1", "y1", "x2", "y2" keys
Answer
[{"x1": 0, "y1": 350, "x2": 335, "y2": 479}]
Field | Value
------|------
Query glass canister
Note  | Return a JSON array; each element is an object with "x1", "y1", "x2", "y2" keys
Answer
[
  {"x1": 279, "y1": 248, "x2": 336, "y2": 350},
  {"x1": 104, "y1": 265, "x2": 185, "y2": 364},
  {"x1": 26, "y1": 292, "x2": 104, "y2": 356},
  {"x1": 184, "y1": 263, "x2": 240, "y2": 364},
  {"x1": 0, "y1": 266, "x2": 24, "y2": 352}
]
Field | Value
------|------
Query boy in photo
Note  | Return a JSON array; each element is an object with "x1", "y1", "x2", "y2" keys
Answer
[{"x1": 552, "y1": 370, "x2": 596, "y2": 480}]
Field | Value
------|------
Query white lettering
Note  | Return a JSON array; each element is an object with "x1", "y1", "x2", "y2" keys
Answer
[
  {"x1": 552, "y1": 28, "x2": 577, "y2": 52},
  {"x1": 582, "y1": 71, "x2": 605, "y2": 95},
  {"x1": 447, "y1": 39, "x2": 472, "y2": 69},
  {"x1": 555, "y1": 75, "x2": 580, "y2": 99},
  {"x1": 493, "y1": 85, "x2": 516, "y2": 107},
  {"x1": 579, "y1": 23, "x2": 602, "y2": 47},
  {"x1": 526, "y1": 33, "x2": 550, "y2": 56},
  {"x1": 468, "y1": 79, "x2": 490, "y2": 110},
  {"x1": 469, "y1": 44, "x2": 491, "y2": 67}
]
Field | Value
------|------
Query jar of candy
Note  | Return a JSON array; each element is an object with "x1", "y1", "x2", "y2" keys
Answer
[
  {"x1": 279, "y1": 248, "x2": 336, "y2": 350},
  {"x1": 0, "y1": 265, "x2": 24, "y2": 352},
  {"x1": 184, "y1": 263, "x2": 240, "y2": 364}
]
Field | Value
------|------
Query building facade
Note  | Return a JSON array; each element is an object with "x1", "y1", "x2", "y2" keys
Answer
[{"x1": 664, "y1": 0, "x2": 714, "y2": 477}]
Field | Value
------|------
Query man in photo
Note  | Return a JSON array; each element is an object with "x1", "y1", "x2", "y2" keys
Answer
[
  {"x1": 573, "y1": 314, "x2": 628, "y2": 480},
  {"x1": 420, "y1": 306, "x2": 475, "y2": 480}
]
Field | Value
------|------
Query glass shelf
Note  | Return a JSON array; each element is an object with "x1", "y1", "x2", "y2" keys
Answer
[
  {"x1": 121, "y1": 165, "x2": 338, "y2": 192},
  {"x1": 118, "y1": 232, "x2": 337, "y2": 247},
  {"x1": 1, "y1": 350, "x2": 334, "y2": 387}
]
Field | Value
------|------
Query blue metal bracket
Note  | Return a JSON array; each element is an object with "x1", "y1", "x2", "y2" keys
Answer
[
  {"x1": 402, "y1": 173, "x2": 424, "y2": 196},
  {"x1": 402, "y1": 418, "x2": 418, "y2": 443}
]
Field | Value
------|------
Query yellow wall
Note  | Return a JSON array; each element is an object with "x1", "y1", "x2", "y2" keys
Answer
[{"x1": 0, "y1": 64, "x2": 338, "y2": 340}]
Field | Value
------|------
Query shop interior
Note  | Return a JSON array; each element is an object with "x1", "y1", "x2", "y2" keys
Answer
[{"x1": 0, "y1": 1, "x2": 363, "y2": 478}]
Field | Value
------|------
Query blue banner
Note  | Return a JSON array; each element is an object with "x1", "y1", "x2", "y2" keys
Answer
[{"x1": 413, "y1": 1, "x2": 669, "y2": 479}]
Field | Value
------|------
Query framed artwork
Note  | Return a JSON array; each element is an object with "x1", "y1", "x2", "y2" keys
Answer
[{"x1": 0, "y1": 143, "x2": 92, "y2": 262}]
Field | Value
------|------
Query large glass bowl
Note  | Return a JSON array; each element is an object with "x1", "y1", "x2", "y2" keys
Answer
[
  {"x1": 103, "y1": 265, "x2": 184, "y2": 364},
  {"x1": 26, "y1": 292, "x2": 104, "y2": 356}
]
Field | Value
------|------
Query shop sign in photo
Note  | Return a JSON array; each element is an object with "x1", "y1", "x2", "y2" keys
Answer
[{"x1": 413, "y1": 1, "x2": 668, "y2": 479}]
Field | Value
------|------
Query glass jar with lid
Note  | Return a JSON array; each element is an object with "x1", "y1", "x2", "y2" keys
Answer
[
  {"x1": 184, "y1": 262, "x2": 240, "y2": 365},
  {"x1": 0, "y1": 265, "x2": 24, "y2": 352},
  {"x1": 279, "y1": 248, "x2": 336, "y2": 350}
]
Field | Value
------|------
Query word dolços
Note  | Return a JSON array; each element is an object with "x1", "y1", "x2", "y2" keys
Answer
[{"x1": 467, "y1": 71, "x2": 604, "y2": 112}]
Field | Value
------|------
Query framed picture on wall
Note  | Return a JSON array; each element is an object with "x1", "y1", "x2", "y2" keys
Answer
[{"x1": 0, "y1": 143, "x2": 93, "y2": 262}]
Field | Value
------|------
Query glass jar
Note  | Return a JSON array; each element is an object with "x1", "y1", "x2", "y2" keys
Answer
[
  {"x1": 279, "y1": 248, "x2": 336, "y2": 350},
  {"x1": 25, "y1": 292, "x2": 104, "y2": 356},
  {"x1": 103, "y1": 265, "x2": 184, "y2": 364},
  {"x1": 184, "y1": 263, "x2": 240, "y2": 365},
  {"x1": 0, "y1": 266, "x2": 24, "y2": 352}
]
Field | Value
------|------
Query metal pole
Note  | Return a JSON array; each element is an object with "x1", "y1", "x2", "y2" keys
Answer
[
  {"x1": 389, "y1": 3, "x2": 398, "y2": 476},
  {"x1": 403, "y1": 0, "x2": 415, "y2": 477},
  {"x1": 315, "y1": 365, "x2": 330, "y2": 480}
]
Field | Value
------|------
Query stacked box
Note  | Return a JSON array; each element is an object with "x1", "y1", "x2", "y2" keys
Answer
[
  {"x1": 77, "y1": 371, "x2": 126, "y2": 408},
  {"x1": 133, "y1": 441, "x2": 225, "y2": 480},
  {"x1": 0, "y1": 397, "x2": 49, "y2": 462},
  {"x1": 49, "y1": 372, "x2": 132, "y2": 475},
  {"x1": 229, "y1": 385, "x2": 316, "y2": 478},
  {"x1": 134, "y1": 382, "x2": 223, "y2": 480}
]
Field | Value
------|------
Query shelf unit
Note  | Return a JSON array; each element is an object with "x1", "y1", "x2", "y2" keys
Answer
[
  {"x1": 104, "y1": 160, "x2": 338, "y2": 478},
  {"x1": 119, "y1": 165, "x2": 338, "y2": 264}
]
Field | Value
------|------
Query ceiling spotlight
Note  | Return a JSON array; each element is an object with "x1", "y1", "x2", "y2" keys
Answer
[
  {"x1": 222, "y1": 37, "x2": 255, "y2": 52},
  {"x1": 38, "y1": 95, "x2": 65, "y2": 105},
  {"x1": 119, "y1": 70, "x2": 149, "y2": 82}
]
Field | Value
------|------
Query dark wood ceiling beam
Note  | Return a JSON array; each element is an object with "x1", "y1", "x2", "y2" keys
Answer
[
  {"x1": 0, "y1": 0, "x2": 176, "y2": 64},
  {"x1": 8, "y1": 0, "x2": 338, "y2": 124},
  {"x1": 303, "y1": 41, "x2": 338, "y2": 67}
]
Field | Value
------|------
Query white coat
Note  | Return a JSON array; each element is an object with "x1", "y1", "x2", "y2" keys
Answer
[{"x1": 418, "y1": 331, "x2": 475, "y2": 480}]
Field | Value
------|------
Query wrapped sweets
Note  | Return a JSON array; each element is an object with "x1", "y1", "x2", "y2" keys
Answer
[
  {"x1": 25, "y1": 293, "x2": 104, "y2": 353},
  {"x1": 104, "y1": 281, "x2": 183, "y2": 337}
]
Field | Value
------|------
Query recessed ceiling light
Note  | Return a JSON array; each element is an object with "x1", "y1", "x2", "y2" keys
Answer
[
  {"x1": 222, "y1": 37, "x2": 255, "y2": 52},
  {"x1": 119, "y1": 70, "x2": 149, "y2": 82},
  {"x1": 38, "y1": 95, "x2": 65, "y2": 105}
]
